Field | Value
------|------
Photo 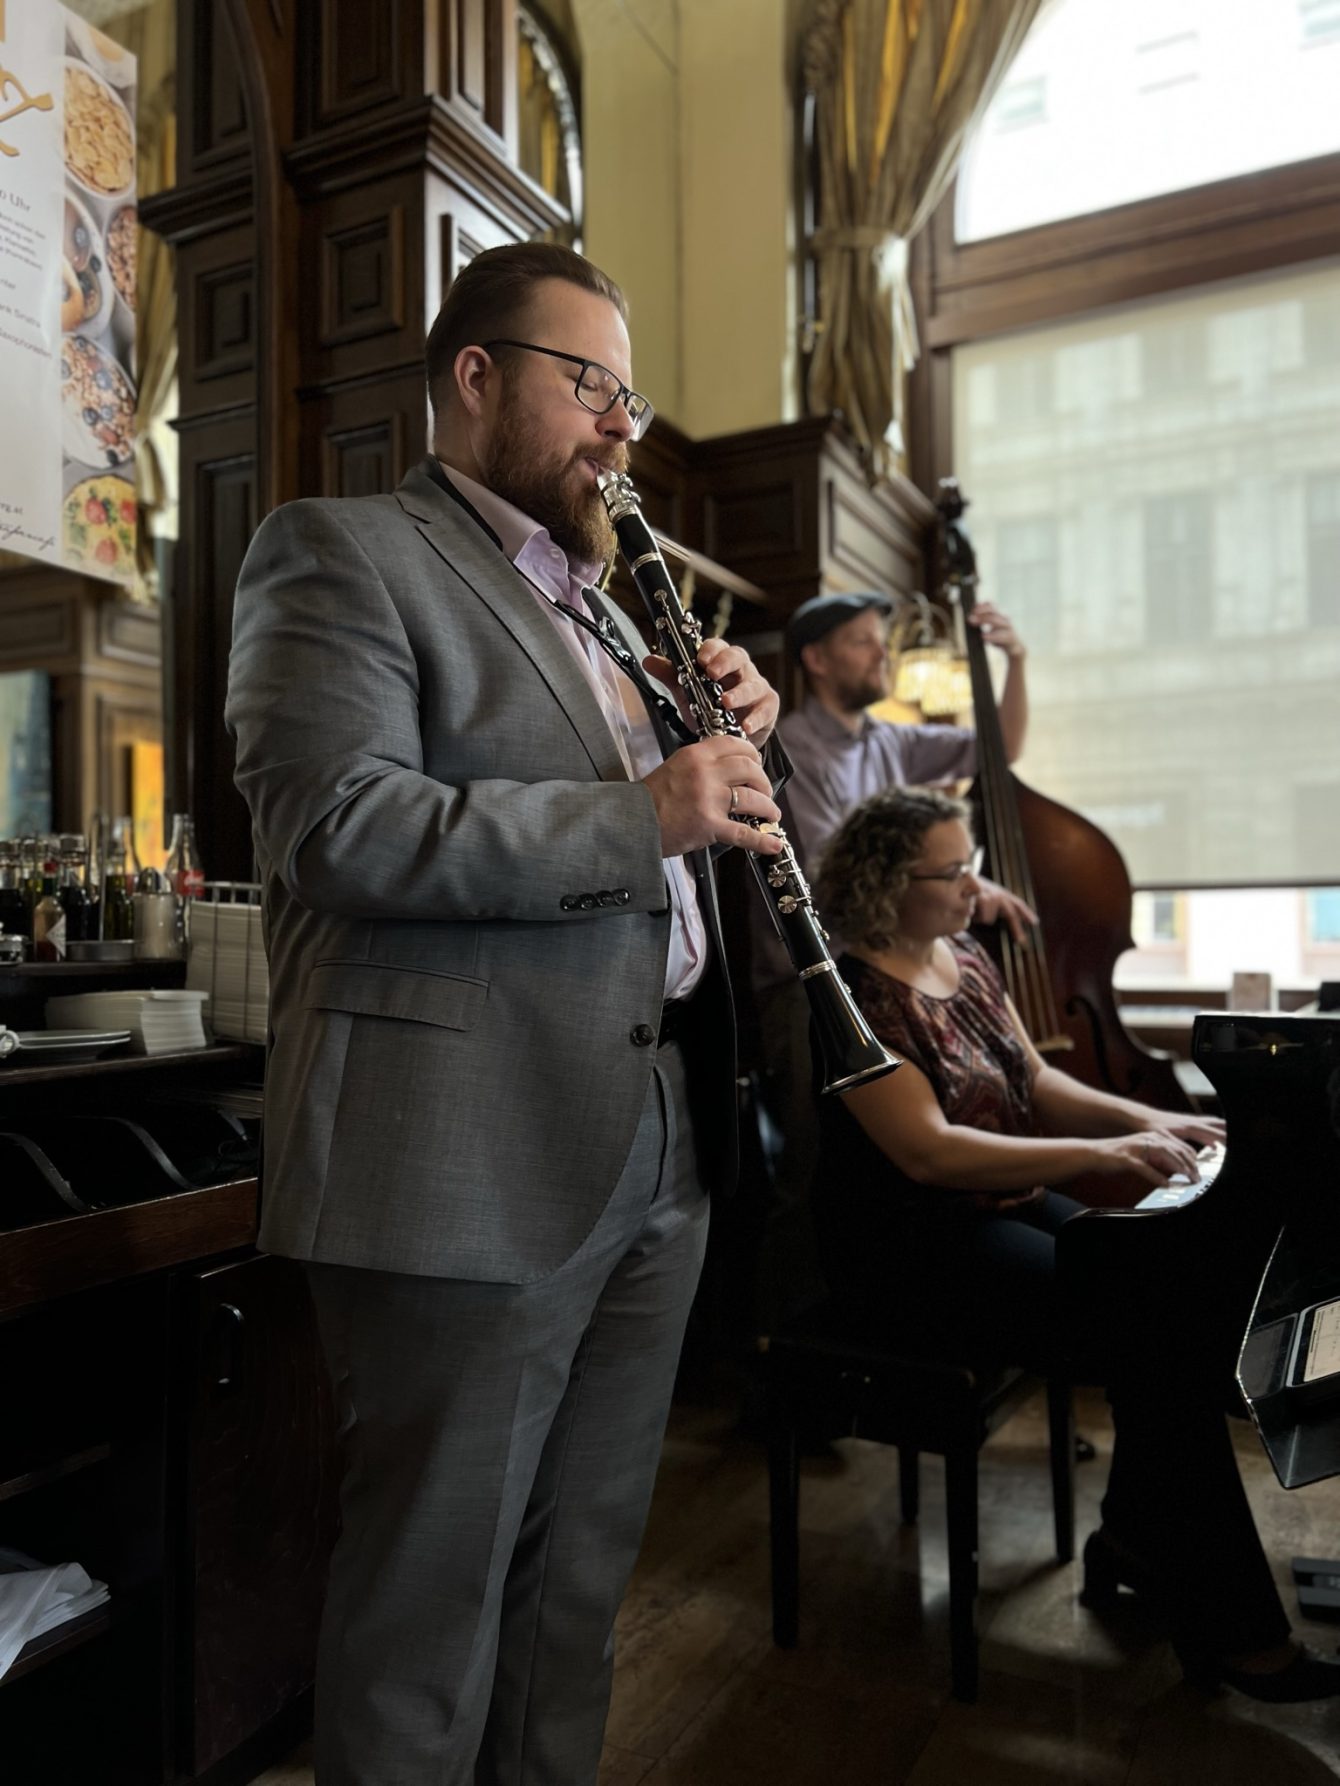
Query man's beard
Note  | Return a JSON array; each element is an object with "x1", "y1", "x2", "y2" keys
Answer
[
  {"x1": 481, "y1": 384, "x2": 627, "y2": 565},
  {"x1": 840, "y1": 671, "x2": 887, "y2": 712}
]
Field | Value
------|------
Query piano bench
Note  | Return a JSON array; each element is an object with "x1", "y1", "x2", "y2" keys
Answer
[{"x1": 765, "y1": 1319, "x2": 1075, "y2": 1704}]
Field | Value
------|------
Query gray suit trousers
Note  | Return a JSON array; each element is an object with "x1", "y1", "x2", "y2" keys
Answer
[{"x1": 304, "y1": 1039, "x2": 709, "y2": 1785}]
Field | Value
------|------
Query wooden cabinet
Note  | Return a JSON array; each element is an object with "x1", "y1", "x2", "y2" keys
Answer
[
  {"x1": 174, "y1": 1254, "x2": 339, "y2": 1778},
  {"x1": 0, "y1": 1023, "x2": 337, "y2": 1784},
  {"x1": 1, "y1": 1280, "x2": 172, "y2": 1785}
]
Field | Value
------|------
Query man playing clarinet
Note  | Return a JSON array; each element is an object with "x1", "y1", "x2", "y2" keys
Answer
[{"x1": 226, "y1": 242, "x2": 786, "y2": 1785}]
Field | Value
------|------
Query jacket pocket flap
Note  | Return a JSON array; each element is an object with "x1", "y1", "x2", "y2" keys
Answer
[{"x1": 305, "y1": 961, "x2": 487, "y2": 1031}]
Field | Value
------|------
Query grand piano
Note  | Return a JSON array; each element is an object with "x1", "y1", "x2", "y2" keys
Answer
[{"x1": 1057, "y1": 1012, "x2": 1340, "y2": 1489}]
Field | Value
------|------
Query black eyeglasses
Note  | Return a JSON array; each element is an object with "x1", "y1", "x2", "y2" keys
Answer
[{"x1": 483, "y1": 340, "x2": 654, "y2": 441}]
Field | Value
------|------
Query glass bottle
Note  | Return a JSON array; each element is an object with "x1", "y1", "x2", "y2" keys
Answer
[
  {"x1": 20, "y1": 835, "x2": 43, "y2": 914},
  {"x1": 102, "y1": 820, "x2": 135, "y2": 943},
  {"x1": 0, "y1": 841, "x2": 32, "y2": 941},
  {"x1": 32, "y1": 850, "x2": 67, "y2": 962},
  {"x1": 57, "y1": 833, "x2": 95, "y2": 944},
  {"x1": 166, "y1": 814, "x2": 205, "y2": 900}
]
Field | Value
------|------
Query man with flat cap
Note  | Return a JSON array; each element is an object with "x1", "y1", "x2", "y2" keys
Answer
[
  {"x1": 778, "y1": 589, "x2": 1029, "y2": 885},
  {"x1": 751, "y1": 588, "x2": 1031, "y2": 1328}
]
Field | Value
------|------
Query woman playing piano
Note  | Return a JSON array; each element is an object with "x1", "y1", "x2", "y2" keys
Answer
[{"x1": 811, "y1": 786, "x2": 1340, "y2": 1701}]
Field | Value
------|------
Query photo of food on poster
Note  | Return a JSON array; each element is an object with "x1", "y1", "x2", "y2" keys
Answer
[{"x1": 0, "y1": 1, "x2": 137, "y2": 585}]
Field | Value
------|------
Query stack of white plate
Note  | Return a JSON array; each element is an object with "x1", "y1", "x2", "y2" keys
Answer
[
  {"x1": 187, "y1": 903, "x2": 269, "y2": 1044},
  {"x1": 45, "y1": 990, "x2": 210, "y2": 1056},
  {"x1": 8, "y1": 1029, "x2": 132, "y2": 1065}
]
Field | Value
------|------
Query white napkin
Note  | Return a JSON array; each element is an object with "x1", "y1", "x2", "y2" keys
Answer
[{"x1": 0, "y1": 1547, "x2": 110, "y2": 1678}]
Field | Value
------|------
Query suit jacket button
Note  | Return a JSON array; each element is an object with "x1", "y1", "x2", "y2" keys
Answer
[
  {"x1": 579, "y1": 894, "x2": 597, "y2": 910},
  {"x1": 559, "y1": 895, "x2": 578, "y2": 911},
  {"x1": 614, "y1": 888, "x2": 631, "y2": 905},
  {"x1": 630, "y1": 1023, "x2": 656, "y2": 1047},
  {"x1": 597, "y1": 890, "x2": 616, "y2": 907}
]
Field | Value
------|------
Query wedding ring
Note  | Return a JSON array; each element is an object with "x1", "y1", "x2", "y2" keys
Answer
[{"x1": 728, "y1": 785, "x2": 740, "y2": 814}]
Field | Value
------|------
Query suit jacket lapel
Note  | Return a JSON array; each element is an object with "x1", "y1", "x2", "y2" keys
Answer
[{"x1": 396, "y1": 462, "x2": 628, "y2": 786}]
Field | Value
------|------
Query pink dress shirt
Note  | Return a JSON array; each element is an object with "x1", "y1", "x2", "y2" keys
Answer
[{"x1": 441, "y1": 464, "x2": 707, "y2": 1002}]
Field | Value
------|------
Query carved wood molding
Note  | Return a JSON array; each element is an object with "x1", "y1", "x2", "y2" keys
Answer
[
  {"x1": 98, "y1": 600, "x2": 162, "y2": 668},
  {"x1": 285, "y1": 95, "x2": 565, "y2": 237},
  {"x1": 318, "y1": 203, "x2": 408, "y2": 349},
  {"x1": 0, "y1": 596, "x2": 77, "y2": 666},
  {"x1": 684, "y1": 415, "x2": 933, "y2": 616},
  {"x1": 139, "y1": 167, "x2": 255, "y2": 246}
]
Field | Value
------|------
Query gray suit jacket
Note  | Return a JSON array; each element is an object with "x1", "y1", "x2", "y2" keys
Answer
[{"x1": 226, "y1": 461, "x2": 782, "y2": 1283}]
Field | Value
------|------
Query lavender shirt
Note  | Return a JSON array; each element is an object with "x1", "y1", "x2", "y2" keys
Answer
[
  {"x1": 441, "y1": 465, "x2": 707, "y2": 1001},
  {"x1": 777, "y1": 697, "x2": 977, "y2": 875}
]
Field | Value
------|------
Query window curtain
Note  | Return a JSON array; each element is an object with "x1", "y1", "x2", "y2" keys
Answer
[{"x1": 803, "y1": 0, "x2": 1045, "y2": 480}]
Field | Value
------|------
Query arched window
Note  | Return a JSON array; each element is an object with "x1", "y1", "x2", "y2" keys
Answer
[
  {"x1": 516, "y1": 4, "x2": 583, "y2": 250},
  {"x1": 956, "y1": 0, "x2": 1340, "y2": 243}
]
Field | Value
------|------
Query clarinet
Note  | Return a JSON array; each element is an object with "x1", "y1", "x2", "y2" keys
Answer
[{"x1": 597, "y1": 471, "x2": 899, "y2": 1094}]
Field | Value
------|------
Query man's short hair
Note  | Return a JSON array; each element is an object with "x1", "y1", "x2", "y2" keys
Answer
[{"x1": 425, "y1": 243, "x2": 629, "y2": 420}]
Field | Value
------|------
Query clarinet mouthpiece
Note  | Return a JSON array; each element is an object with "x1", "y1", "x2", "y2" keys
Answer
[{"x1": 596, "y1": 470, "x2": 640, "y2": 523}]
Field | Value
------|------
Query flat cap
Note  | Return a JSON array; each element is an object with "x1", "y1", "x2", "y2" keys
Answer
[{"x1": 786, "y1": 591, "x2": 895, "y2": 654}]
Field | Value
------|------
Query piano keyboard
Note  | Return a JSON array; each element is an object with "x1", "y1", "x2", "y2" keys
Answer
[{"x1": 1135, "y1": 1140, "x2": 1227, "y2": 1210}]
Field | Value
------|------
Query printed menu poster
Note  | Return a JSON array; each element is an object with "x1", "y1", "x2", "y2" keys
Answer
[{"x1": 0, "y1": 2, "x2": 137, "y2": 584}]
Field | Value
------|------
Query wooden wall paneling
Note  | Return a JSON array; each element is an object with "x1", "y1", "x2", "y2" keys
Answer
[
  {"x1": 176, "y1": 415, "x2": 259, "y2": 880},
  {"x1": 179, "y1": 4, "x2": 251, "y2": 179},
  {"x1": 312, "y1": 369, "x2": 423, "y2": 497},
  {"x1": 230, "y1": 0, "x2": 304, "y2": 517},
  {"x1": 428, "y1": 186, "x2": 514, "y2": 306},
  {"x1": 179, "y1": 1255, "x2": 340, "y2": 1778},
  {"x1": 435, "y1": 0, "x2": 518, "y2": 157},
  {"x1": 0, "y1": 588, "x2": 79, "y2": 668},
  {"x1": 302, "y1": 0, "x2": 414, "y2": 137},
  {"x1": 693, "y1": 419, "x2": 830, "y2": 609},
  {"x1": 629, "y1": 419, "x2": 691, "y2": 543},
  {"x1": 49, "y1": 670, "x2": 83, "y2": 833},
  {"x1": 687, "y1": 417, "x2": 937, "y2": 617},
  {"x1": 820, "y1": 432, "x2": 934, "y2": 603},
  {"x1": 97, "y1": 598, "x2": 162, "y2": 669},
  {"x1": 82, "y1": 592, "x2": 162, "y2": 831},
  {"x1": 147, "y1": 0, "x2": 565, "y2": 879},
  {"x1": 303, "y1": 178, "x2": 421, "y2": 387},
  {"x1": 424, "y1": 114, "x2": 568, "y2": 286},
  {"x1": 0, "y1": 572, "x2": 160, "y2": 833},
  {"x1": 660, "y1": 416, "x2": 943, "y2": 709},
  {"x1": 177, "y1": 225, "x2": 258, "y2": 416},
  {"x1": 90, "y1": 680, "x2": 164, "y2": 825}
]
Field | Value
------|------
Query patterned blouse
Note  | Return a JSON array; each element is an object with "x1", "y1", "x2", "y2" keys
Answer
[
  {"x1": 815, "y1": 936, "x2": 1040, "y2": 1309},
  {"x1": 841, "y1": 936, "x2": 1034, "y2": 1141}
]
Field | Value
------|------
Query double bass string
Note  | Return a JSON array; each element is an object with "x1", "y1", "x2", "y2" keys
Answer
[{"x1": 941, "y1": 488, "x2": 1066, "y2": 1050}]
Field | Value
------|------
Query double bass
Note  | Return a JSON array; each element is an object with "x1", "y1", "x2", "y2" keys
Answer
[{"x1": 933, "y1": 479, "x2": 1193, "y2": 1122}]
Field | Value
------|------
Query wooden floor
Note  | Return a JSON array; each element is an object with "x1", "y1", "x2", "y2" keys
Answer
[{"x1": 250, "y1": 1378, "x2": 1340, "y2": 1785}]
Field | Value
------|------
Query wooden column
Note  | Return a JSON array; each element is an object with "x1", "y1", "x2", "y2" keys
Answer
[{"x1": 142, "y1": 0, "x2": 564, "y2": 880}]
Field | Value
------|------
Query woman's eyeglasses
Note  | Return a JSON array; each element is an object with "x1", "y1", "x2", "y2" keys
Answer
[{"x1": 908, "y1": 848, "x2": 985, "y2": 884}]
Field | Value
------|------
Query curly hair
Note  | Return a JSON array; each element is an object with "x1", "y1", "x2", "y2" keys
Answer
[{"x1": 813, "y1": 786, "x2": 973, "y2": 951}]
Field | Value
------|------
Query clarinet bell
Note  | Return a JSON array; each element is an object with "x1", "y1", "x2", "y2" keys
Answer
[{"x1": 803, "y1": 963, "x2": 901, "y2": 1094}]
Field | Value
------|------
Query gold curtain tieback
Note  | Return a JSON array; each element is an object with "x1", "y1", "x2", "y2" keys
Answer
[{"x1": 808, "y1": 226, "x2": 895, "y2": 251}]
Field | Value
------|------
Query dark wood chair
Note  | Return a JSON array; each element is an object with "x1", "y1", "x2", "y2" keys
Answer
[{"x1": 766, "y1": 1315, "x2": 1075, "y2": 1703}]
